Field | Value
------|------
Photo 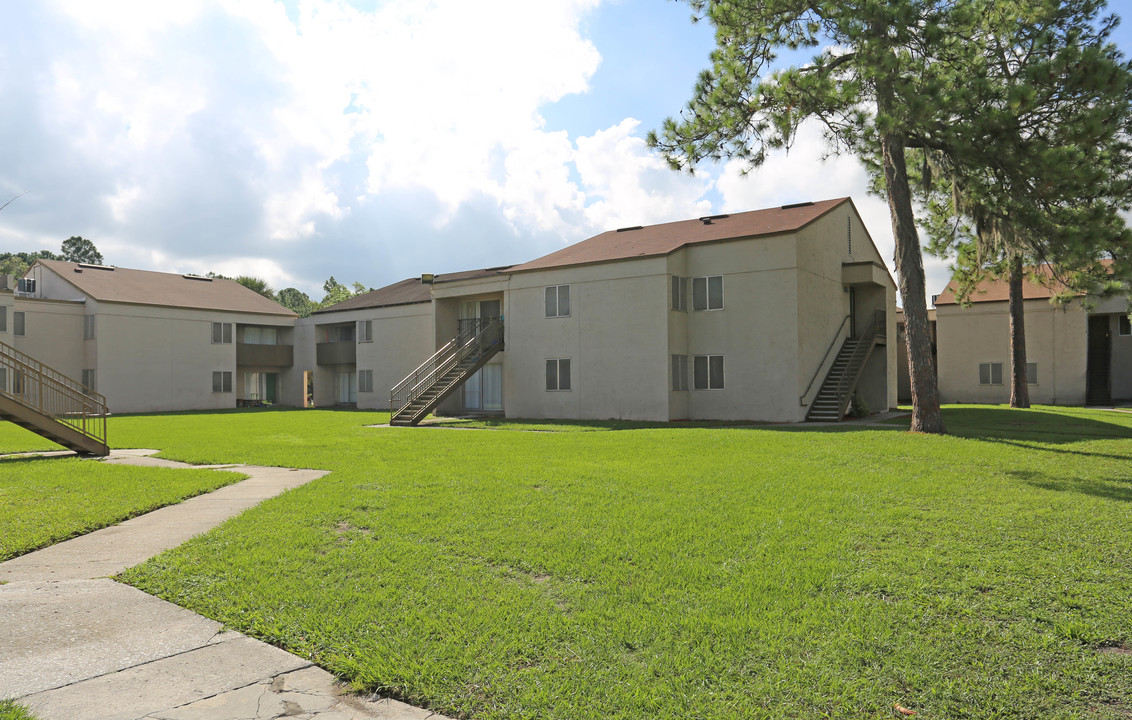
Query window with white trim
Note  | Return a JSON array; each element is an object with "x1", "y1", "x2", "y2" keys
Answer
[
  {"x1": 545, "y1": 285, "x2": 570, "y2": 317},
  {"x1": 212, "y1": 322, "x2": 232, "y2": 344},
  {"x1": 212, "y1": 371, "x2": 232, "y2": 393},
  {"x1": 82, "y1": 369, "x2": 96, "y2": 392},
  {"x1": 671, "y1": 276, "x2": 688, "y2": 312},
  {"x1": 13, "y1": 311, "x2": 24, "y2": 337},
  {"x1": 84, "y1": 315, "x2": 95, "y2": 340},
  {"x1": 979, "y1": 362, "x2": 1003, "y2": 386},
  {"x1": 693, "y1": 355, "x2": 724, "y2": 390},
  {"x1": 692, "y1": 276, "x2": 723, "y2": 311},
  {"x1": 546, "y1": 358, "x2": 571, "y2": 391},
  {"x1": 672, "y1": 354, "x2": 688, "y2": 391},
  {"x1": 1120, "y1": 315, "x2": 1131, "y2": 336},
  {"x1": 358, "y1": 369, "x2": 374, "y2": 393},
  {"x1": 357, "y1": 320, "x2": 373, "y2": 343}
]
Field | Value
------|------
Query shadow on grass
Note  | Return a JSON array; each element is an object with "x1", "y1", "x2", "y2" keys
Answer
[{"x1": 1008, "y1": 468, "x2": 1132, "y2": 504}]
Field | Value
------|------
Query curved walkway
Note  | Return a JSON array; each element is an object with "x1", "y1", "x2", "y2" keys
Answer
[{"x1": 0, "y1": 449, "x2": 448, "y2": 720}]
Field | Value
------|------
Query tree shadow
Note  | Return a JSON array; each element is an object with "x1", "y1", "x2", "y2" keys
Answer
[{"x1": 1007, "y1": 468, "x2": 1132, "y2": 504}]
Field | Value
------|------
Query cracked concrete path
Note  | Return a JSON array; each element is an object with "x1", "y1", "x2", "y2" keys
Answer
[{"x1": 0, "y1": 449, "x2": 450, "y2": 720}]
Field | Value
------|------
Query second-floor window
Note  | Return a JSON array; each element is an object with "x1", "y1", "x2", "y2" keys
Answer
[
  {"x1": 212, "y1": 322, "x2": 233, "y2": 344},
  {"x1": 243, "y1": 326, "x2": 278, "y2": 345},
  {"x1": 545, "y1": 285, "x2": 570, "y2": 317},
  {"x1": 14, "y1": 311, "x2": 25, "y2": 337},
  {"x1": 671, "y1": 276, "x2": 688, "y2": 312},
  {"x1": 692, "y1": 276, "x2": 723, "y2": 311},
  {"x1": 357, "y1": 320, "x2": 373, "y2": 342},
  {"x1": 84, "y1": 315, "x2": 95, "y2": 340}
]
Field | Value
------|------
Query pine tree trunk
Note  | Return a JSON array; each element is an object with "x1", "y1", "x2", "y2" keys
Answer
[
  {"x1": 1008, "y1": 253, "x2": 1030, "y2": 408},
  {"x1": 879, "y1": 129, "x2": 945, "y2": 434}
]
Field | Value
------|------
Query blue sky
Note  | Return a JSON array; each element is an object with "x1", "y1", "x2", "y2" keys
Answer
[{"x1": 1, "y1": 0, "x2": 1129, "y2": 304}]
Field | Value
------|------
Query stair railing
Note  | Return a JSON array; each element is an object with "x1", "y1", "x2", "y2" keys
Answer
[
  {"x1": 390, "y1": 318, "x2": 503, "y2": 420},
  {"x1": 829, "y1": 308, "x2": 885, "y2": 417},
  {"x1": 800, "y1": 315, "x2": 851, "y2": 408},
  {"x1": 0, "y1": 340, "x2": 108, "y2": 448}
]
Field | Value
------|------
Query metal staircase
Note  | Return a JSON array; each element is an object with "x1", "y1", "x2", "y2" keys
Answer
[
  {"x1": 389, "y1": 318, "x2": 504, "y2": 426},
  {"x1": 805, "y1": 309, "x2": 886, "y2": 422},
  {"x1": 0, "y1": 341, "x2": 109, "y2": 456}
]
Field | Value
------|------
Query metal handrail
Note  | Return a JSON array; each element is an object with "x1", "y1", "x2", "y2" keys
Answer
[
  {"x1": 800, "y1": 315, "x2": 851, "y2": 406},
  {"x1": 829, "y1": 309, "x2": 885, "y2": 417},
  {"x1": 0, "y1": 340, "x2": 108, "y2": 446},
  {"x1": 390, "y1": 318, "x2": 503, "y2": 419}
]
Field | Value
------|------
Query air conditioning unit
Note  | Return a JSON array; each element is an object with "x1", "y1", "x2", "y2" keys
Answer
[{"x1": 16, "y1": 278, "x2": 36, "y2": 295}]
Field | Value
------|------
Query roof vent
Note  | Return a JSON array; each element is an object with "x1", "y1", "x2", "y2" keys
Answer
[
  {"x1": 182, "y1": 274, "x2": 213, "y2": 282},
  {"x1": 616, "y1": 225, "x2": 644, "y2": 233},
  {"x1": 699, "y1": 214, "x2": 730, "y2": 225},
  {"x1": 421, "y1": 273, "x2": 435, "y2": 284},
  {"x1": 781, "y1": 201, "x2": 815, "y2": 210},
  {"x1": 78, "y1": 263, "x2": 114, "y2": 270}
]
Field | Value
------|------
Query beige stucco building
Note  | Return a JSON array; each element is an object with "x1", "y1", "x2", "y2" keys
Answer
[
  {"x1": 934, "y1": 268, "x2": 1132, "y2": 405},
  {"x1": 409, "y1": 197, "x2": 898, "y2": 422},
  {"x1": 3, "y1": 197, "x2": 899, "y2": 423},
  {"x1": 6, "y1": 261, "x2": 297, "y2": 414}
]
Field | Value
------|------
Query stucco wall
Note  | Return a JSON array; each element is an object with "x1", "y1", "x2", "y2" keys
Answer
[
  {"x1": 1106, "y1": 313, "x2": 1132, "y2": 401},
  {"x1": 502, "y1": 258, "x2": 670, "y2": 421},
  {"x1": 90, "y1": 302, "x2": 294, "y2": 413},
  {"x1": 9, "y1": 298, "x2": 86, "y2": 380},
  {"x1": 936, "y1": 298, "x2": 1088, "y2": 405}
]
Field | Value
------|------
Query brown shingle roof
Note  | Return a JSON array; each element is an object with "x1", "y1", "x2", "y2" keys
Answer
[
  {"x1": 506, "y1": 198, "x2": 851, "y2": 273},
  {"x1": 37, "y1": 260, "x2": 295, "y2": 316},
  {"x1": 314, "y1": 267, "x2": 512, "y2": 314},
  {"x1": 934, "y1": 264, "x2": 1078, "y2": 305}
]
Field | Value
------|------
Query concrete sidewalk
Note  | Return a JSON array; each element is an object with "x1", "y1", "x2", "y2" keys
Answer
[{"x1": 0, "y1": 449, "x2": 448, "y2": 720}]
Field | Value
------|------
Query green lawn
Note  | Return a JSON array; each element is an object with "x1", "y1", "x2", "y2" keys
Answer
[
  {"x1": 10, "y1": 406, "x2": 1131, "y2": 719},
  {"x1": 0, "y1": 700, "x2": 38, "y2": 720},
  {"x1": 0, "y1": 431, "x2": 245, "y2": 561}
]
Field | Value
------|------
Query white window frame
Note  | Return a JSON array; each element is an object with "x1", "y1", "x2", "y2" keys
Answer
[
  {"x1": 692, "y1": 354, "x2": 724, "y2": 390},
  {"x1": 358, "y1": 369, "x2": 374, "y2": 393},
  {"x1": 979, "y1": 362, "x2": 1003, "y2": 386},
  {"x1": 671, "y1": 276, "x2": 688, "y2": 312},
  {"x1": 545, "y1": 285, "x2": 571, "y2": 318},
  {"x1": 212, "y1": 370, "x2": 232, "y2": 393},
  {"x1": 357, "y1": 320, "x2": 373, "y2": 343},
  {"x1": 13, "y1": 311, "x2": 25, "y2": 337},
  {"x1": 692, "y1": 276, "x2": 724, "y2": 311},
  {"x1": 212, "y1": 322, "x2": 232, "y2": 344},
  {"x1": 546, "y1": 358, "x2": 571, "y2": 391},
  {"x1": 672, "y1": 354, "x2": 689, "y2": 391}
]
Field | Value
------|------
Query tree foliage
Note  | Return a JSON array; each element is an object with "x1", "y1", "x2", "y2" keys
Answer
[
  {"x1": 278, "y1": 287, "x2": 316, "y2": 318},
  {"x1": 61, "y1": 236, "x2": 104, "y2": 265},
  {"x1": 650, "y1": 0, "x2": 1132, "y2": 433},
  {"x1": 318, "y1": 276, "x2": 368, "y2": 308}
]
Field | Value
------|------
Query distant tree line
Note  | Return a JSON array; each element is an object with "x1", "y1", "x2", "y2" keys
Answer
[
  {"x1": 208, "y1": 272, "x2": 369, "y2": 318},
  {"x1": 1, "y1": 236, "x2": 105, "y2": 277}
]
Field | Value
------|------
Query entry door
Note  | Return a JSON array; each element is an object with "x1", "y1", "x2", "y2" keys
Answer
[
  {"x1": 1086, "y1": 315, "x2": 1111, "y2": 405},
  {"x1": 265, "y1": 373, "x2": 278, "y2": 404}
]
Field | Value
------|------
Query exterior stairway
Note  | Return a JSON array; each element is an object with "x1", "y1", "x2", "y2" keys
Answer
[
  {"x1": 0, "y1": 340, "x2": 110, "y2": 456},
  {"x1": 389, "y1": 318, "x2": 504, "y2": 426},
  {"x1": 806, "y1": 310, "x2": 886, "y2": 422}
]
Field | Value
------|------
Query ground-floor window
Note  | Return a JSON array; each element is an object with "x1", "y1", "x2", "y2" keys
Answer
[
  {"x1": 978, "y1": 362, "x2": 1003, "y2": 386},
  {"x1": 672, "y1": 354, "x2": 688, "y2": 391},
  {"x1": 335, "y1": 371, "x2": 357, "y2": 403},
  {"x1": 244, "y1": 371, "x2": 279, "y2": 403},
  {"x1": 1026, "y1": 362, "x2": 1038, "y2": 385},
  {"x1": 1120, "y1": 315, "x2": 1131, "y2": 336},
  {"x1": 546, "y1": 358, "x2": 571, "y2": 391},
  {"x1": 212, "y1": 371, "x2": 232, "y2": 393},
  {"x1": 692, "y1": 355, "x2": 724, "y2": 390},
  {"x1": 358, "y1": 369, "x2": 373, "y2": 393},
  {"x1": 82, "y1": 369, "x2": 96, "y2": 393}
]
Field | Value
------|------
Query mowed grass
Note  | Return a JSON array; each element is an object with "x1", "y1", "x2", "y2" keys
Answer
[
  {"x1": 0, "y1": 699, "x2": 38, "y2": 720},
  {"x1": 0, "y1": 424, "x2": 245, "y2": 561},
  {"x1": 99, "y1": 407, "x2": 1132, "y2": 719}
]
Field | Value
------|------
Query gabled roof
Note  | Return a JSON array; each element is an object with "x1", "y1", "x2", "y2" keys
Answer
[
  {"x1": 506, "y1": 198, "x2": 851, "y2": 273},
  {"x1": 314, "y1": 267, "x2": 512, "y2": 314},
  {"x1": 934, "y1": 264, "x2": 1083, "y2": 305},
  {"x1": 36, "y1": 260, "x2": 295, "y2": 316}
]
